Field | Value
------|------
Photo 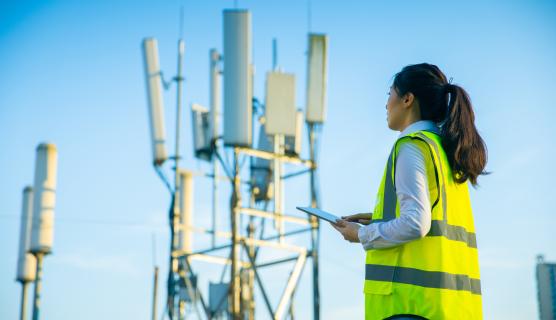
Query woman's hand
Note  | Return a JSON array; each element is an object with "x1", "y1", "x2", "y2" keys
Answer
[
  {"x1": 341, "y1": 213, "x2": 372, "y2": 225},
  {"x1": 331, "y1": 219, "x2": 361, "y2": 243}
]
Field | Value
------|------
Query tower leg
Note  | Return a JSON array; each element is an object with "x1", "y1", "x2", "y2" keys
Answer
[
  {"x1": 308, "y1": 123, "x2": 320, "y2": 320},
  {"x1": 32, "y1": 253, "x2": 44, "y2": 320},
  {"x1": 230, "y1": 148, "x2": 242, "y2": 319},
  {"x1": 19, "y1": 281, "x2": 29, "y2": 320}
]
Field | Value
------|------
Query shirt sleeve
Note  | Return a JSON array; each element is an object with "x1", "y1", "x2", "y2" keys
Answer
[{"x1": 358, "y1": 141, "x2": 432, "y2": 250}]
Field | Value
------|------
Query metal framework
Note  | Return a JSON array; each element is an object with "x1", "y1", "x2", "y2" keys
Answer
[
  {"x1": 158, "y1": 122, "x2": 322, "y2": 319},
  {"x1": 150, "y1": 26, "x2": 324, "y2": 320},
  {"x1": 166, "y1": 126, "x2": 322, "y2": 319}
]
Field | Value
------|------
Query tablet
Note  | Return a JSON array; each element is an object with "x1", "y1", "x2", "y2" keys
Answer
[{"x1": 296, "y1": 206, "x2": 340, "y2": 223}]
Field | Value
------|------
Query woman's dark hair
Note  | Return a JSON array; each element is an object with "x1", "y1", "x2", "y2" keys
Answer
[{"x1": 392, "y1": 63, "x2": 487, "y2": 186}]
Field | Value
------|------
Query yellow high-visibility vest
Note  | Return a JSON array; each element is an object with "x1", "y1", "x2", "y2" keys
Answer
[{"x1": 364, "y1": 131, "x2": 482, "y2": 320}]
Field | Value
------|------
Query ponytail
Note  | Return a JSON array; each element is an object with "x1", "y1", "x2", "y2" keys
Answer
[
  {"x1": 393, "y1": 63, "x2": 488, "y2": 186},
  {"x1": 441, "y1": 84, "x2": 487, "y2": 186}
]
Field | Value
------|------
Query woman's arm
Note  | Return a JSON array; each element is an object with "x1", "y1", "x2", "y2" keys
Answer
[{"x1": 358, "y1": 141, "x2": 432, "y2": 250}]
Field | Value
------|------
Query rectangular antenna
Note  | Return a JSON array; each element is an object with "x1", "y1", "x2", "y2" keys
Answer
[
  {"x1": 191, "y1": 103, "x2": 213, "y2": 161},
  {"x1": 306, "y1": 34, "x2": 328, "y2": 123},
  {"x1": 223, "y1": 10, "x2": 252, "y2": 147},
  {"x1": 285, "y1": 109, "x2": 303, "y2": 156},
  {"x1": 251, "y1": 123, "x2": 274, "y2": 202},
  {"x1": 142, "y1": 38, "x2": 168, "y2": 165},
  {"x1": 265, "y1": 71, "x2": 296, "y2": 136}
]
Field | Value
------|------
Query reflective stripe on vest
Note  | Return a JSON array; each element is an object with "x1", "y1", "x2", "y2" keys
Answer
[
  {"x1": 375, "y1": 132, "x2": 476, "y2": 249},
  {"x1": 365, "y1": 130, "x2": 482, "y2": 319},
  {"x1": 429, "y1": 220, "x2": 477, "y2": 248},
  {"x1": 412, "y1": 132, "x2": 447, "y2": 220},
  {"x1": 382, "y1": 147, "x2": 397, "y2": 221},
  {"x1": 365, "y1": 264, "x2": 481, "y2": 295}
]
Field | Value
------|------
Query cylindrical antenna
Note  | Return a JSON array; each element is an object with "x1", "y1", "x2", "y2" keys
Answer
[
  {"x1": 30, "y1": 142, "x2": 57, "y2": 320},
  {"x1": 177, "y1": 171, "x2": 194, "y2": 254},
  {"x1": 17, "y1": 186, "x2": 37, "y2": 282},
  {"x1": 17, "y1": 186, "x2": 36, "y2": 320},
  {"x1": 142, "y1": 38, "x2": 168, "y2": 166},
  {"x1": 30, "y1": 143, "x2": 57, "y2": 255},
  {"x1": 223, "y1": 10, "x2": 252, "y2": 147}
]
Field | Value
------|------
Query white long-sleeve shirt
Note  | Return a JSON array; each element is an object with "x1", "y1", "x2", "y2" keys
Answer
[{"x1": 358, "y1": 120, "x2": 440, "y2": 250}]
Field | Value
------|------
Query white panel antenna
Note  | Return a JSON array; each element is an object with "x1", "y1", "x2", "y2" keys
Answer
[
  {"x1": 251, "y1": 120, "x2": 274, "y2": 202},
  {"x1": 223, "y1": 10, "x2": 252, "y2": 147},
  {"x1": 16, "y1": 186, "x2": 36, "y2": 282},
  {"x1": 264, "y1": 72, "x2": 296, "y2": 136},
  {"x1": 285, "y1": 109, "x2": 303, "y2": 156},
  {"x1": 191, "y1": 103, "x2": 213, "y2": 161},
  {"x1": 305, "y1": 34, "x2": 328, "y2": 123},
  {"x1": 30, "y1": 143, "x2": 57, "y2": 254},
  {"x1": 142, "y1": 38, "x2": 168, "y2": 165}
]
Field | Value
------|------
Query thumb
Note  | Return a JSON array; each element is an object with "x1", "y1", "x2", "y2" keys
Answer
[{"x1": 335, "y1": 219, "x2": 346, "y2": 227}]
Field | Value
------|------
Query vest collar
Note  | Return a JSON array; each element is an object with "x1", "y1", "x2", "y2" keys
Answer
[{"x1": 399, "y1": 120, "x2": 439, "y2": 138}]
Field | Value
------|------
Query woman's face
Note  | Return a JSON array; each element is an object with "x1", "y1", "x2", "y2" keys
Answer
[{"x1": 386, "y1": 86, "x2": 406, "y2": 131}]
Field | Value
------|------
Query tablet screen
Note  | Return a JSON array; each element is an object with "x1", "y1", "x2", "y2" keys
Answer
[{"x1": 296, "y1": 206, "x2": 340, "y2": 223}]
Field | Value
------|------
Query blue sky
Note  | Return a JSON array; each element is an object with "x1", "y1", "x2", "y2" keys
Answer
[{"x1": 1, "y1": 0, "x2": 556, "y2": 319}]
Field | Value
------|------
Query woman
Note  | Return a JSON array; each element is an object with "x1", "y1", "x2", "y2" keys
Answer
[{"x1": 333, "y1": 63, "x2": 487, "y2": 320}]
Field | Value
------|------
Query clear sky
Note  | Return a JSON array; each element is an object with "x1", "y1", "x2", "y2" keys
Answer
[{"x1": 1, "y1": 0, "x2": 556, "y2": 319}]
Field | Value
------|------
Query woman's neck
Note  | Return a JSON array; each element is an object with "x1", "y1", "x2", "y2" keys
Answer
[{"x1": 399, "y1": 117, "x2": 423, "y2": 133}]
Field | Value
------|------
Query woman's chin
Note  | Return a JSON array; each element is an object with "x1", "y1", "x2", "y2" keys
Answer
[{"x1": 386, "y1": 120, "x2": 395, "y2": 130}]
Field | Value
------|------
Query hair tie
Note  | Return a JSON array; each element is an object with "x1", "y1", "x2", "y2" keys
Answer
[
  {"x1": 444, "y1": 83, "x2": 455, "y2": 112},
  {"x1": 444, "y1": 77, "x2": 455, "y2": 94},
  {"x1": 444, "y1": 83, "x2": 453, "y2": 94}
]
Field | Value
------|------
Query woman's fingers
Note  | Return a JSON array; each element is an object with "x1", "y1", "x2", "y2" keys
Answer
[
  {"x1": 341, "y1": 213, "x2": 372, "y2": 222},
  {"x1": 341, "y1": 214, "x2": 358, "y2": 221},
  {"x1": 330, "y1": 220, "x2": 362, "y2": 242},
  {"x1": 358, "y1": 219, "x2": 371, "y2": 225}
]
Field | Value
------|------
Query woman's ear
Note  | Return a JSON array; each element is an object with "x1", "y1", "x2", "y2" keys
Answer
[{"x1": 402, "y1": 92, "x2": 415, "y2": 109}]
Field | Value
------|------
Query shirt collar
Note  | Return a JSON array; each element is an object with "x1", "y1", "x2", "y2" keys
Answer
[{"x1": 399, "y1": 120, "x2": 440, "y2": 138}]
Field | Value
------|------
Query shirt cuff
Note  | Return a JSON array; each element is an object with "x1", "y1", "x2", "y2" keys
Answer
[{"x1": 358, "y1": 224, "x2": 375, "y2": 250}]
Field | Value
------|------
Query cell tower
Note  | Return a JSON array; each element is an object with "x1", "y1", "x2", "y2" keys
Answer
[
  {"x1": 15, "y1": 143, "x2": 58, "y2": 320},
  {"x1": 16, "y1": 186, "x2": 35, "y2": 320},
  {"x1": 142, "y1": 8, "x2": 328, "y2": 320}
]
